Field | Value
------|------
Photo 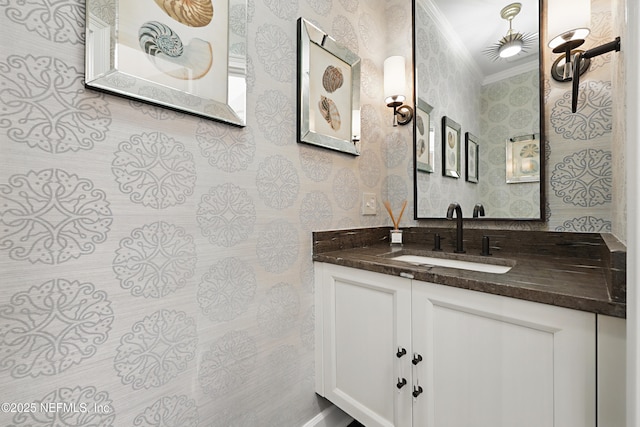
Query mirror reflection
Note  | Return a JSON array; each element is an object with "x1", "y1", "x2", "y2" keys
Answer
[{"x1": 413, "y1": 0, "x2": 544, "y2": 220}]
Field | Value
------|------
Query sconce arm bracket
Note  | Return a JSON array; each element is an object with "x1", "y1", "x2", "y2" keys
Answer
[
  {"x1": 582, "y1": 36, "x2": 621, "y2": 60},
  {"x1": 571, "y1": 37, "x2": 621, "y2": 113},
  {"x1": 395, "y1": 105, "x2": 413, "y2": 126}
]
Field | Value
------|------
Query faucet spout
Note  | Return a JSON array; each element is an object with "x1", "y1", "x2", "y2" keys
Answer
[
  {"x1": 446, "y1": 202, "x2": 465, "y2": 253},
  {"x1": 473, "y1": 203, "x2": 485, "y2": 218}
]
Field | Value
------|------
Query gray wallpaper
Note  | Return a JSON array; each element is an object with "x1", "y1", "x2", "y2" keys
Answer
[
  {"x1": 479, "y1": 70, "x2": 540, "y2": 219},
  {"x1": 0, "y1": 0, "x2": 412, "y2": 425},
  {"x1": 0, "y1": 0, "x2": 625, "y2": 426},
  {"x1": 544, "y1": 0, "x2": 617, "y2": 232}
]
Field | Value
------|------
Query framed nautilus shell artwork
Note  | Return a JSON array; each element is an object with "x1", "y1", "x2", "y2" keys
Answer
[
  {"x1": 442, "y1": 116, "x2": 461, "y2": 179},
  {"x1": 297, "y1": 18, "x2": 361, "y2": 156},
  {"x1": 85, "y1": 0, "x2": 247, "y2": 126}
]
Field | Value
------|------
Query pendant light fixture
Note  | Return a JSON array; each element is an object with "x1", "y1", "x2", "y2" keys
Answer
[{"x1": 484, "y1": 2, "x2": 535, "y2": 61}]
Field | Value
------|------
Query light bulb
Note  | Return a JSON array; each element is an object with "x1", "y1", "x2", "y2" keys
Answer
[{"x1": 499, "y1": 39, "x2": 523, "y2": 58}]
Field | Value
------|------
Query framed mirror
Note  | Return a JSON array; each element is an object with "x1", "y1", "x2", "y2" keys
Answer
[{"x1": 412, "y1": 0, "x2": 545, "y2": 220}]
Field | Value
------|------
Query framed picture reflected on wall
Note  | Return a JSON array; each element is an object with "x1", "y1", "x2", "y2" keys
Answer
[
  {"x1": 465, "y1": 132, "x2": 479, "y2": 183},
  {"x1": 442, "y1": 116, "x2": 461, "y2": 178},
  {"x1": 297, "y1": 18, "x2": 361, "y2": 156},
  {"x1": 415, "y1": 98, "x2": 434, "y2": 173}
]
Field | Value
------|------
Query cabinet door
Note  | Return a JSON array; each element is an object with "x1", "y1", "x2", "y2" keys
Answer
[
  {"x1": 315, "y1": 263, "x2": 412, "y2": 427},
  {"x1": 412, "y1": 281, "x2": 596, "y2": 427}
]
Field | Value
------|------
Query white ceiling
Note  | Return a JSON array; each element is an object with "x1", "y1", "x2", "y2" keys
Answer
[{"x1": 427, "y1": 0, "x2": 540, "y2": 82}]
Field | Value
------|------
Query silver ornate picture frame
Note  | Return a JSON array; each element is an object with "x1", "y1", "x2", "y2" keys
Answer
[
  {"x1": 297, "y1": 18, "x2": 361, "y2": 156},
  {"x1": 85, "y1": 0, "x2": 247, "y2": 126}
]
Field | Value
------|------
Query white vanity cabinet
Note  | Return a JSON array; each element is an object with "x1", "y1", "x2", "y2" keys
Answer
[{"x1": 315, "y1": 262, "x2": 603, "y2": 427}]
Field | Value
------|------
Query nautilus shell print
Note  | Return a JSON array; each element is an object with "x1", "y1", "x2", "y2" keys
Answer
[
  {"x1": 318, "y1": 95, "x2": 341, "y2": 131},
  {"x1": 447, "y1": 130, "x2": 456, "y2": 148},
  {"x1": 322, "y1": 65, "x2": 344, "y2": 93},
  {"x1": 139, "y1": 21, "x2": 212, "y2": 80},
  {"x1": 154, "y1": 0, "x2": 214, "y2": 27}
]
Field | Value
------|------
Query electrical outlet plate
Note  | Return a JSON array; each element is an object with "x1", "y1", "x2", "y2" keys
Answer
[{"x1": 362, "y1": 192, "x2": 377, "y2": 215}]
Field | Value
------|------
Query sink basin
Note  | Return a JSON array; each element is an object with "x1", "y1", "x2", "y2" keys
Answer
[{"x1": 391, "y1": 254, "x2": 513, "y2": 274}]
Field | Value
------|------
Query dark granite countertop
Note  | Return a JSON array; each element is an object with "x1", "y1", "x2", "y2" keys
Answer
[{"x1": 313, "y1": 227, "x2": 626, "y2": 318}]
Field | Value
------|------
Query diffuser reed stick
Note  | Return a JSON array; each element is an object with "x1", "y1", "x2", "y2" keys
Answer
[{"x1": 383, "y1": 200, "x2": 407, "y2": 230}]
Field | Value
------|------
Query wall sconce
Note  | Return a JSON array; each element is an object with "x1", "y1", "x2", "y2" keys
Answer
[
  {"x1": 548, "y1": 0, "x2": 591, "y2": 82},
  {"x1": 547, "y1": 0, "x2": 621, "y2": 113},
  {"x1": 384, "y1": 56, "x2": 413, "y2": 126}
]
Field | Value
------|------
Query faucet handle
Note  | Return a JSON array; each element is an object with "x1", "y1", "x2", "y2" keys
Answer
[
  {"x1": 433, "y1": 233, "x2": 443, "y2": 251},
  {"x1": 481, "y1": 236, "x2": 492, "y2": 256}
]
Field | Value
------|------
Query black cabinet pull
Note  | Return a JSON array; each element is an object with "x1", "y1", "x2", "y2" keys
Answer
[
  {"x1": 396, "y1": 378, "x2": 407, "y2": 389},
  {"x1": 396, "y1": 347, "x2": 406, "y2": 358},
  {"x1": 413, "y1": 385, "x2": 423, "y2": 398},
  {"x1": 412, "y1": 353, "x2": 423, "y2": 365}
]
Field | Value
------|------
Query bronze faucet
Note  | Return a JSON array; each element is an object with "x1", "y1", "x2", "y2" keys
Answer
[{"x1": 446, "y1": 202, "x2": 465, "y2": 253}]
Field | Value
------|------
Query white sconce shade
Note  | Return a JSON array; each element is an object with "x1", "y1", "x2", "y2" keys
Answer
[
  {"x1": 384, "y1": 56, "x2": 406, "y2": 105},
  {"x1": 547, "y1": 0, "x2": 591, "y2": 49}
]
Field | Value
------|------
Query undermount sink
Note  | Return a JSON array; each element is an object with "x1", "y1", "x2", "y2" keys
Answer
[{"x1": 391, "y1": 254, "x2": 513, "y2": 274}]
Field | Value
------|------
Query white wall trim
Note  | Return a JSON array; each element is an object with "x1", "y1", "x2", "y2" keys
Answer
[
  {"x1": 627, "y1": 0, "x2": 640, "y2": 425},
  {"x1": 482, "y1": 59, "x2": 538, "y2": 85},
  {"x1": 302, "y1": 405, "x2": 353, "y2": 427}
]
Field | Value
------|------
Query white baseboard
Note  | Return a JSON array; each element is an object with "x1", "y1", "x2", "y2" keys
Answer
[{"x1": 302, "y1": 405, "x2": 354, "y2": 427}]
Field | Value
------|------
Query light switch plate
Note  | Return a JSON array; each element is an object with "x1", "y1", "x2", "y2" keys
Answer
[{"x1": 362, "y1": 192, "x2": 377, "y2": 215}]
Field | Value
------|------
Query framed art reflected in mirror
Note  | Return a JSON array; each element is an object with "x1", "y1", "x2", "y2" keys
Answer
[
  {"x1": 442, "y1": 116, "x2": 461, "y2": 178},
  {"x1": 506, "y1": 133, "x2": 541, "y2": 183},
  {"x1": 416, "y1": 98, "x2": 434, "y2": 172},
  {"x1": 465, "y1": 132, "x2": 479, "y2": 183}
]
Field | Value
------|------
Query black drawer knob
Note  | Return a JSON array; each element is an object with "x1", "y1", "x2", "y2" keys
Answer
[{"x1": 413, "y1": 385, "x2": 423, "y2": 398}]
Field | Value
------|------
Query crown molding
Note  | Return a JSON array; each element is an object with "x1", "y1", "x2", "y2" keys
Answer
[{"x1": 416, "y1": 0, "x2": 483, "y2": 79}]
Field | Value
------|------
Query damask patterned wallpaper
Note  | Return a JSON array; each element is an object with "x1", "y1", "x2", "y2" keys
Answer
[
  {"x1": 0, "y1": 0, "x2": 413, "y2": 426},
  {"x1": 479, "y1": 70, "x2": 540, "y2": 219},
  {"x1": 544, "y1": 0, "x2": 618, "y2": 233}
]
